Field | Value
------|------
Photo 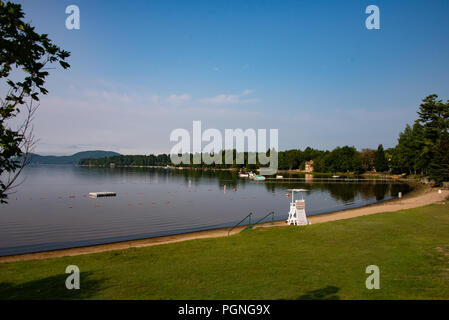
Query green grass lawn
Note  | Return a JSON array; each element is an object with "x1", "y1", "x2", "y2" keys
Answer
[{"x1": 1, "y1": 203, "x2": 449, "y2": 300}]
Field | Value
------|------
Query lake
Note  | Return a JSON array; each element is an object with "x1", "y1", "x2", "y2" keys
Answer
[{"x1": 0, "y1": 166, "x2": 412, "y2": 256}]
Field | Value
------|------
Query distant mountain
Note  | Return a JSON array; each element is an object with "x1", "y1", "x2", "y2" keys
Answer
[{"x1": 28, "y1": 150, "x2": 121, "y2": 165}]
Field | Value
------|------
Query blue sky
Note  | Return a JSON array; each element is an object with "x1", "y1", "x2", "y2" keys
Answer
[{"x1": 10, "y1": 0, "x2": 449, "y2": 154}]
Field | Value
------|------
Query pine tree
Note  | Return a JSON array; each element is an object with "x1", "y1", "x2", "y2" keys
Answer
[
  {"x1": 429, "y1": 133, "x2": 449, "y2": 183},
  {"x1": 417, "y1": 94, "x2": 449, "y2": 144},
  {"x1": 374, "y1": 144, "x2": 388, "y2": 172}
]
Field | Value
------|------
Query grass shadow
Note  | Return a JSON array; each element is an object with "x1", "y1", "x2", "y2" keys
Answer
[
  {"x1": 0, "y1": 272, "x2": 105, "y2": 300},
  {"x1": 298, "y1": 286, "x2": 341, "y2": 300}
]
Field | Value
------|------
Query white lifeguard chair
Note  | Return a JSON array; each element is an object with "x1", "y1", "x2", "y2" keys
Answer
[{"x1": 286, "y1": 189, "x2": 310, "y2": 226}]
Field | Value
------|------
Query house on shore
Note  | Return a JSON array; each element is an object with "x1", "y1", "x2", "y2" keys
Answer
[{"x1": 305, "y1": 160, "x2": 314, "y2": 172}]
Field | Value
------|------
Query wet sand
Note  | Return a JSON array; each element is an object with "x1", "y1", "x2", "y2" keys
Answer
[{"x1": 1, "y1": 186, "x2": 447, "y2": 263}]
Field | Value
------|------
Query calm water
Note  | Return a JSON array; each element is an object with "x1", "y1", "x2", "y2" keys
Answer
[{"x1": 0, "y1": 166, "x2": 412, "y2": 256}]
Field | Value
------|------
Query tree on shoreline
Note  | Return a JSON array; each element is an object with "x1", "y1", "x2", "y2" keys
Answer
[
  {"x1": 374, "y1": 144, "x2": 388, "y2": 172},
  {"x1": 429, "y1": 133, "x2": 449, "y2": 183},
  {"x1": 392, "y1": 94, "x2": 449, "y2": 177},
  {"x1": 361, "y1": 148, "x2": 375, "y2": 172},
  {"x1": 0, "y1": 0, "x2": 70, "y2": 203},
  {"x1": 418, "y1": 94, "x2": 449, "y2": 143},
  {"x1": 415, "y1": 94, "x2": 449, "y2": 173}
]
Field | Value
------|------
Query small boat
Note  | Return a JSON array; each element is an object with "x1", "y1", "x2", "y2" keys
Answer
[
  {"x1": 276, "y1": 175, "x2": 283, "y2": 179},
  {"x1": 239, "y1": 171, "x2": 249, "y2": 178},
  {"x1": 332, "y1": 175, "x2": 340, "y2": 178},
  {"x1": 253, "y1": 175, "x2": 266, "y2": 181}
]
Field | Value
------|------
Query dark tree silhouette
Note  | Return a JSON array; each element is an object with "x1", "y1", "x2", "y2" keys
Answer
[{"x1": 0, "y1": 0, "x2": 70, "y2": 202}]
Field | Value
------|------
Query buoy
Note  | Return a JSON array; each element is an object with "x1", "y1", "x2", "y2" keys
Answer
[
  {"x1": 68, "y1": 206, "x2": 72, "y2": 208},
  {"x1": 286, "y1": 194, "x2": 290, "y2": 198},
  {"x1": 233, "y1": 188, "x2": 236, "y2": 192},
  {"x1": 189, "y1": 200, "x2": 192, "y2": 203}
]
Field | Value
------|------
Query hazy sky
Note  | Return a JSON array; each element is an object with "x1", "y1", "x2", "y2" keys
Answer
[{"x1": 7, "y1": 0, "x2": 449, "y2": 155}]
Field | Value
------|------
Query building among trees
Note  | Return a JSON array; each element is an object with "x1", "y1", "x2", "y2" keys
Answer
[{"x1": 305, "y1": 160, "x2": 314, "y2": 172}]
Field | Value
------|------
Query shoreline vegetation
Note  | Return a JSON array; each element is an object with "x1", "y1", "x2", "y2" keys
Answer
[
  {"x1": 0, "y1": 188, "x2": 448, "y2": 299},
  {"x1": 77, "y1": 94, "x2": 449, "y2": 184},
  {"x1": 1, "y1": 185, "x2": 446, "y2": 264},
  {"x1": 77, "y1": 163, "x2": 420, "y2": 180}
]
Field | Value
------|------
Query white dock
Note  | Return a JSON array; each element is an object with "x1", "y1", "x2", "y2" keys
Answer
[{"x1": 88, "y1": 192, "x2": 117, "y2": 198}]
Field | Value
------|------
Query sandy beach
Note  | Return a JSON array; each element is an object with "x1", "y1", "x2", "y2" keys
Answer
[{"x1": 1, "y1": 186, "x2": 447, "y2": 263}]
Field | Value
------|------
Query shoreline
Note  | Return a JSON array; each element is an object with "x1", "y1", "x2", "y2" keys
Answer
[
  {"x1": 1, "y1": 186, "x2": 447, "y2": 264},
  {"x1": 77, "y1": 164, "x2": 420, "y2": 179}
]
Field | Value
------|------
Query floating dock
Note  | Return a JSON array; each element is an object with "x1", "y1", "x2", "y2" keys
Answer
[{"x1": 88, "y1": 192, "x2": 117, "y2": 198}]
